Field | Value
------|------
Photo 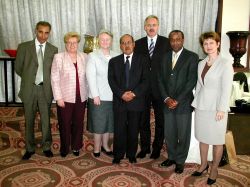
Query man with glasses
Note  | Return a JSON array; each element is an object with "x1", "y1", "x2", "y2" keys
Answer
[{"x1": 108, "y1": 34, "x2": 149, "y2": 164}]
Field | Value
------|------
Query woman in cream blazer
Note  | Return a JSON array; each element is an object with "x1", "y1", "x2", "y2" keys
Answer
[
  {"x1": 86, "y1": 30, "x2": 118, "y2": 157},
  {"x1": 191, "y1": 32, "x2": 233, "y2": 185}
]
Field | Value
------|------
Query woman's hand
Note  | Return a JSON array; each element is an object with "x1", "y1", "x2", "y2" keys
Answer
[
  {"x1": 93, "y1": 96, "x2": 101, "y2": 105},
  {"x1": 216, "y1": 111, "x2": 225, "y2": 121},
  {"x1": 57, "y1": 99, "x2": 65, "y2": 108}
]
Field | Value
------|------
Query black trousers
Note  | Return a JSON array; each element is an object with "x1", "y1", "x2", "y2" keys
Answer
[
  {"x1": 57, "y1": 95, "x2": 86, "y2": 154},
  {"x1": 113, "y1": 110, "x2": 142, "y2": 159},
  {"x1": 139, "y1": 94, "x2": 164, "y2": 152}
]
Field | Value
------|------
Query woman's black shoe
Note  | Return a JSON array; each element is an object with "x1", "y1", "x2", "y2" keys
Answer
[
  {"x1": 192, "y1": 164, "x2": 209, "y2": 176},
  {"x1": 93, "y1": 152, "x2": 100, "y2": 157},
  {"x1": 73, "y1": 150, "x2": 79, "y2": 156},
  {"x1": 101, "y1": 146, "x2": 113, "y2": 155},
  {"x1": 207, "y1": 178, "x2": 216, "y2": 185}
]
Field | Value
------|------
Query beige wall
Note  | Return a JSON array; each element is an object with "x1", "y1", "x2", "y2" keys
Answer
[{"x1": 221, "y1": 0, "x2": 250, "y2": 68}]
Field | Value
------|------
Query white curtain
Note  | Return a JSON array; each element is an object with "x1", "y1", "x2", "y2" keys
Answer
[{"x1": 0, "y1": 0, "x2": 218, "y2": 102}]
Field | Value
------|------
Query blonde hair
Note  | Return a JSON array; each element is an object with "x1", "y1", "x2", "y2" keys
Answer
[{"x1": 64, "y1": 32, "x2": 81, "y2": 43}]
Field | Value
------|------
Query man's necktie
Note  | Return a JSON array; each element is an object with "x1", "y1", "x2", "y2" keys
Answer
[
  {"x1": 172, "y1": 53, "x2": 177, "y2": 69},
  {"x1": 125, "y1": 56, "x2": 130, "y2": 88},
  {"x1": 149, "y1": 39, "x2": 154, "y2": 58},
  {"x1": 35, "y1": 44, "x2": 44, "y2": 85}
]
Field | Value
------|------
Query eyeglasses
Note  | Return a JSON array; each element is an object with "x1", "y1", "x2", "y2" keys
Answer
[
  {"x1": 146, "y1": 24, "x2": 158, "y2": 27},
  {"x1": 121, "y1": 41, "x2": 134, "y2": 46},
  {"x1": 67, "y1": 42, "x2": 78, "y2": 46}
]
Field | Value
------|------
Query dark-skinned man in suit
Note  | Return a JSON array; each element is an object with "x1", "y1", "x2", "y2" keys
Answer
[
  {"x1": 15, "y1": 21, "x2": 58, "y2": 160},
  {"x1": 158, "y1": 30, "x2": 198, "y2": 173},
  {"x1": 134, "y1": 15, "x2": 171, "y2": 159},
  {"x1": 108, "y1": 34, "x2": 149, "y2": 164}
]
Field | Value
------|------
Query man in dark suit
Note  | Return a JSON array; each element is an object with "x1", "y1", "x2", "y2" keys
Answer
[
  {"x1": 108, "y1": 34, "x2": 149, "y2": 164},
  {"x1": 134, "y1": 15, "x2": 171, "y2": 159},
  {"x1": 15, "y1": 21, "x2": 58, "y2": 160},
  {"x1": 158, "y1": 30, "x2": 198, "y2": 173}
]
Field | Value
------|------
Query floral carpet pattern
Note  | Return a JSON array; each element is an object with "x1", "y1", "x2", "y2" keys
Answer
[{"x1": 0, "y1": 107, "x2": 250, "y2": 187}]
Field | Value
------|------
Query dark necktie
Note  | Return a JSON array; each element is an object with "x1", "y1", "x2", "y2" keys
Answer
[
  {"x1": 149, "y1": 39, "x2": 154, "y2": 58},
  {"x1": 125, "y1": 56, "x2": 130, "y2": 88}
]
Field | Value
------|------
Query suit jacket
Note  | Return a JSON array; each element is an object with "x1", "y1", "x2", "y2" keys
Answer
[
  {"x1": 15, "y1": 39, "x2": 58, "y2": 103},
  {"x1": 51, "y1": 51, "x2": 88, "y2": 103},
  {"x1": 86, "y1": 49, "x2": 119, "y2": 101},
  {"x1": 158, "y1": 48, "x2": 199, "y2": 113},
  {"x1": 192, "y1": 55, "x2": 234, "y2": 112},
  {"x1": 134, "y1": 35, "x2": 171, "y2": 98},
  {"x1": 108, "y1": 53, "x2": 149, "y2": 112}
]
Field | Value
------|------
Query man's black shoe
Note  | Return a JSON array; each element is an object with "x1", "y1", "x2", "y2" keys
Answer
[
  {"x1": 112, "y1": 158, "x2": 120, "y2": 164},
  {"x1": 175, "y1": 163, "x2": 184, "y2": 174},
  {"x1": 150, "y1": 149, "x2": 160, "y2": 159},
  {"x1": 22, "y1": 151, "x2": 35, "y2": 160},
  {"x1": 60, "y1": 152, "x2": 67, "y2": 157},
  {"x1": 160, "y1": 159, "x2": 176, "y2": 167},
  {"x1": 136, "y1": 150, "x2": 150, "y2": 159},
  {"x1": 129, "y1": 157, "x2": 137, "y2": 163},
  {"x1": 43, "y1": 150, "x2": 53, "y2": 157}
]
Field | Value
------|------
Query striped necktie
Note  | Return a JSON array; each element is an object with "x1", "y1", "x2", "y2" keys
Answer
[
  {"x1": 149, "y1": 39, "x2": 154, "y2": 58},
  {"x1": 35, "y1": 44, "x2": 44, "y2": 85}
]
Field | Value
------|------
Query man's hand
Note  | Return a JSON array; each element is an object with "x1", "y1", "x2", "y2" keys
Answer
[
  {"x1": 165, "y1": 98, "x2": 178, "y2": 109},
  {"x1": 121, "y1": 91, "x2": 136, "y2": 102}
]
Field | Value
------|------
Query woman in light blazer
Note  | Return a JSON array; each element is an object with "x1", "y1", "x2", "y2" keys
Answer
[
  {"x1": 86, "y1": 29, "x2": 118, "y2": 157},
  {"x1": 191, "y1": 32, "x2": 233, "y2": 185},
  {"x1": 51, "y1": 32, "x2": 88, "y2": 157}
]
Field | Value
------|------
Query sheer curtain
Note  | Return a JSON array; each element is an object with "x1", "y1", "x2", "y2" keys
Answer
[{"x1": 0, "y1": 0, "x2": 218, "y2": 102}]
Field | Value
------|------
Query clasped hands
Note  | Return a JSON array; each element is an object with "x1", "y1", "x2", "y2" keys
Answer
[
  {"x1": 165, "y1": 97, "x2": 178, "y2": 109},
  {"x1": 122, "y1": 91, "x2": 136, "y2": 102}
]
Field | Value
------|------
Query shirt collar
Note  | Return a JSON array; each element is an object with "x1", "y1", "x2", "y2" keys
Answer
[
  {"x1": 35, "y1": 38, "x2": 46, "y2": 48},
  {"x1": 147, "y1": 35, "x2": 158, "y2": 45},
  {"x1": 172, "y1": 47, "x2": 184, "y2": 57},
  {"x1": 124, "y1": 53, "x2": 133, "y2": 63}
]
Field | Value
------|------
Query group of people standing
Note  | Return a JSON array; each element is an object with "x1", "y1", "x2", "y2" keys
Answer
[{"x1": 15, "y1": 14, "x2": 233, "y2": 186}]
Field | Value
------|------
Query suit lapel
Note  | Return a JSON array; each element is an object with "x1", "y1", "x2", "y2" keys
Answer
[
  {"x1": 142, "y1": 37, "x2": 149, "y2": 54},
  {"x1": 154, "y1": 35, "x2": 161, "y2": 52},
  {"x1": 29, "y1": 41, "x2": 38, "y2": 65},
  {"x1": 172, "y1": 49, "x2": 185, "y2": 71},
  {"x1": 130, "y1": 54, "x2": 137, "y2": 76},
  {"x1": 166, "y1": 53, "x2": 172, "y2": 72},
  {"x1": 44, "y1": 43, "x2": 52, "y2": 64}
]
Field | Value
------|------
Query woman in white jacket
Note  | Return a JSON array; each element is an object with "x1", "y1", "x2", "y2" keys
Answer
[
  {"x1": 191, "y1": 32, "x2": 233, "y2": 185},
  {"x1": 86, "y1": 30, "x2": 118, "y2": 157}
]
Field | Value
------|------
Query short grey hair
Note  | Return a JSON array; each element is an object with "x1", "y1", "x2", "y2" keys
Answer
[
  {"x1": 144, "y1": 15, "x2": 159, "y2": 26},
  {"x1": 98, "y1": 29, "x2": 113, "y2": 39}
]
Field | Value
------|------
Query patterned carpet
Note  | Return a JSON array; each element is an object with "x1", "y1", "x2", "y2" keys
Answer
[{"x1": 0, "y1": 107, "x2": 250, "y2": 187}]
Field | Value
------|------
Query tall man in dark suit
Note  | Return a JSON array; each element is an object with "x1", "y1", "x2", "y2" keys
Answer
[
  {"x1": 108, "y1": 34, "x2": 149, "y2": 164},
  {"x1": 134, "y1": 15, "x2": 171, "y2": 159},
  {"x1": 15, "y1": 21, "x2": 58, "y2": 160},
  {"x1": 158, "y1": 30, "x2": 198, "y2": 173}
]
